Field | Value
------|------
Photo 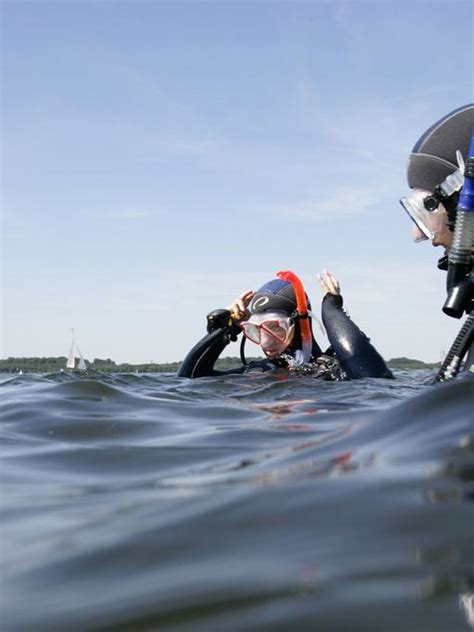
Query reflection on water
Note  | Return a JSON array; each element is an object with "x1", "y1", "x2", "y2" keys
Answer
[
  {"x1": 0, "y1": 370, "x2": 473, "y2": 631},
  {"x1": 461, "y1": 594, "x2": 474, "y2": 629}
]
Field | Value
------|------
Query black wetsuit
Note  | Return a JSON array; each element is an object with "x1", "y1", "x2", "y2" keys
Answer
[{"x1": 178, "y1": 294, "x2": 393, "y2": 380}]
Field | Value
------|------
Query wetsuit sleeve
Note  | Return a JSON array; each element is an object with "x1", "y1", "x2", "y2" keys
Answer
[
  {"x1": 177, "y1": 310, "x2": 246, "y2": 378},
  {"x1": 322, "y1": 294, "x2": 393, "y2": 379}
]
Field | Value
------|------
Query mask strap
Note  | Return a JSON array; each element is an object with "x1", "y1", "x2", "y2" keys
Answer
[{"x1": 308, "y1": 310, "x2": 326, "y2": 338}]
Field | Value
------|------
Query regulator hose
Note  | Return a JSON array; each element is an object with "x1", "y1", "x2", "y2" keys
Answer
[
  {"x1": 240, "y1": 335, "x2": 248, "y2": 366},
  {"x1": 436, "y1": 313, "x2": 474, "y2": 382}
]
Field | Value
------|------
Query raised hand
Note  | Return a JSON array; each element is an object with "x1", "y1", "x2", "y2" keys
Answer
[
  {"x1": 227, "y1": 289, "x2": 255, "y2": 322},
  {"x1": 317, "y1": 269, "x2": 341, "y2": 296}
]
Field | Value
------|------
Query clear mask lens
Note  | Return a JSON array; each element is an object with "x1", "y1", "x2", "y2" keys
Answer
[
  {"x1": 263, "y1": 321, "x2": 289, "y2": 341},
  {"x1": 400, "y1": 193, "x2": 435, "y2": 240},
  {"x1": 400, "y1": 192, "x2": 452, "y2": 243},
  {"x1": 241, "y1": 322, "x2": 261, "y2": 344},
  {"x1": 241, "y1": 312, "x2": 294, "y2": 346}
]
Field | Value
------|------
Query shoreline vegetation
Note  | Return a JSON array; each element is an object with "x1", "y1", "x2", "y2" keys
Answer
[{"x1": 0, "y1": 356, "x2": 441, "y2": 373}]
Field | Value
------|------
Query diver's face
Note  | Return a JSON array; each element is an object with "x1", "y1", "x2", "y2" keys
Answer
[
  {"x1": 242, "y1": 311, "x2": 295, "y2": 359},
  {"x1": 409, "y1": 190, "x2": 453, "y2": 251},
  {"x1": 260, "y1": 328, "x2": 293, "y2": 359},
  {"x1": 411, "y1": 213, "x2": 453, "y2": 251},
  {"x1": 430, "y1": 212, "x2": 453, "y2": 251}
]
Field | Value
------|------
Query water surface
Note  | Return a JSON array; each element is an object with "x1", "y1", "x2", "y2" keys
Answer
[{"x1": 1, "y1": 370, "x2": 473, "y2": 631}]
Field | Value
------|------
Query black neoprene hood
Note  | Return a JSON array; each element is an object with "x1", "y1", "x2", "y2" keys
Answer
[
  {"x1": 249, "y1": 279, "x2": 298, "y2": 315},
  {"x1": 407, "y1": 104, "x2": 474, "y2": 191}
]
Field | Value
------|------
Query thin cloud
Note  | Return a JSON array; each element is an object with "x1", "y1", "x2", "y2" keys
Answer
[
  {"x1": 97, "y1": 208, "x2": 154, "y2": 220},
  {"x1": 263, "y1": 187, "x2": 381, "y2": 222},
  {"x1": 116, "y1": 209, "x2": 152, "y2": 220}
]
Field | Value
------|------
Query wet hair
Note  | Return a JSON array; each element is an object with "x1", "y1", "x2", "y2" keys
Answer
[{"x1": 407, "y1": 104, "x2": 474, "y2": 192}]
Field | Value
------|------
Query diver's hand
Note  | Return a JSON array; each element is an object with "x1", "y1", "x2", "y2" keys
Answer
[
  {"x1": 227, "y1": 290, "x2": 254, "y2": 323},
  {"x1": 317, "y1": 269, "x2": 341, "y2": 296}
]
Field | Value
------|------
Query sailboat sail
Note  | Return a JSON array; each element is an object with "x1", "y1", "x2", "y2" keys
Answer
[
  {"x1": 76, "y1": 345, "x2": 87, "y2": 371},
  {"x1": 66, "y1": 340, "x2": 76, "y2": 369},
  {"x1": 66, "y1": 329, "x2": 87, "y2": 371}
]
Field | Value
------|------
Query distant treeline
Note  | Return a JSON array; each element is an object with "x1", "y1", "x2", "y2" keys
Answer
[
  {"x1": 0, "y1": 356, "x2": 440, "y2": 373},
  {"x1": 0, "y1": 357, "x2": 180, "y2": 373},
  {"x1": 387, "y1": 357, "x2": 440, "y2": 370}
]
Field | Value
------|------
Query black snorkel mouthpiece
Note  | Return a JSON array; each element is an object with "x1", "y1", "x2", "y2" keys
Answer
[
  {"x1": 442, "y1": 133, "x2": 474, "y2": 319},
  {"x1": 437, "y1": 255, "x2": 449, "y2": 271}
]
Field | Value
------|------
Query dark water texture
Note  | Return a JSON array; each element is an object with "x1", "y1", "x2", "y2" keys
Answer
[{"x1": 1, "y1": 369, "x2": 473, "y2": 631}]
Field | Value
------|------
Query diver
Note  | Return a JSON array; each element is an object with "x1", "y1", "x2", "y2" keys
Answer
[
  {"x1": 177, "y1": 269, "x2": 393, "y2": 380},
  {"x1": 399, "y1": 103, "x2": 474, "y2": 378}
]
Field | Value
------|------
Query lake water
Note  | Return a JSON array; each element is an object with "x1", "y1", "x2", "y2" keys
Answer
[{"x1": 1, "y1": 369, "x2": 473, "y2": 631}]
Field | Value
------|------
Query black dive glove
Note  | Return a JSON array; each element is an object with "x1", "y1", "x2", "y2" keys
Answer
[{"x1": 206, "y1": 309, "x2": 241, "y2": 341}]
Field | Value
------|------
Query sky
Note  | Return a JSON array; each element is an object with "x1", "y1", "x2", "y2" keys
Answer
[{"x1": 1, "y1": 0, "x2": 473, "y2": 364}]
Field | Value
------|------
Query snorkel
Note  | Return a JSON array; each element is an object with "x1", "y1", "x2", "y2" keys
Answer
[{"x1": 277, "y1": 269, "x2": 313, "y2": 363}]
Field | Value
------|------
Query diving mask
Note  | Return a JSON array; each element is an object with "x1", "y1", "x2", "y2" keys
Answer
[
  {"x1": 400, "y1": 190, "x2": 448, "y2": 241},
  {"x1": 240, "y1": 311, "x2": 294, "y2": 346},
  {"x1": 400, "y1": 151, "x2": 465, "y2": 242}
]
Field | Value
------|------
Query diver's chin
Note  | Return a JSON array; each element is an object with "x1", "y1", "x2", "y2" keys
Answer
[{"x1": 263, "y1": 348, "x2": 279, "y2": 359}]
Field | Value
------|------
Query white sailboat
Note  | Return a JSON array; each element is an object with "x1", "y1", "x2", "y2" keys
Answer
[
  {"x1": 76, "y1": 345, "x2": 87, "y2": 371},
  {"x1": 66, "y1": 339, "x2": 76, "y2": 369},
  {"x1": 66, "y1": 330, "x2": 87, "y2": 371}
]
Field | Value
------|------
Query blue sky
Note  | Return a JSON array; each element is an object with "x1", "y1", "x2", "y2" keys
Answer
[{"x1": 2, "y1": 0, "x2": 473, "y2": 364}]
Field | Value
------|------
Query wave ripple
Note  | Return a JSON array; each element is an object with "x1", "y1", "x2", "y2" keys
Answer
[{"x1": 1, "y1": 370, "x2": 473, "y2": 631}]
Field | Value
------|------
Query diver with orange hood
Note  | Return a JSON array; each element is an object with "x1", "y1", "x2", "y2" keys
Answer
[{"x1": 178, "y1": 269, "x2": 393, "y2": 380}]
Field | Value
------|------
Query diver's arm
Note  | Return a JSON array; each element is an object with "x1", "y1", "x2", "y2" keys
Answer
[
  {"x1": 177, "y1": 310, "x2": 245, "y2": 378},
  {"x1": 322, "y1": 294, "x2": 393, "y2": 379}
]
